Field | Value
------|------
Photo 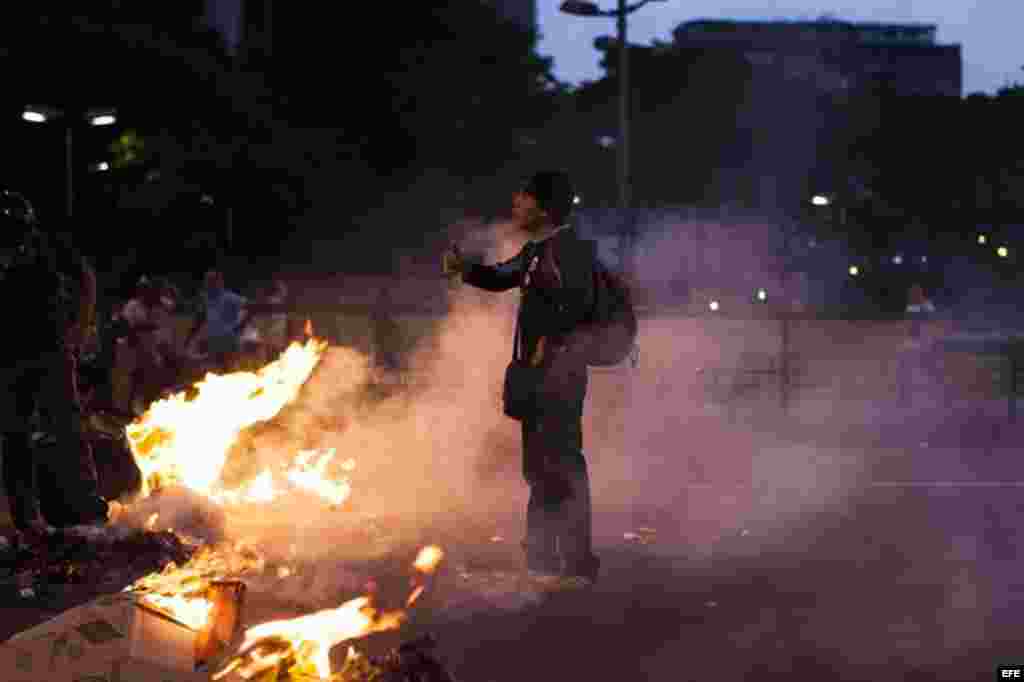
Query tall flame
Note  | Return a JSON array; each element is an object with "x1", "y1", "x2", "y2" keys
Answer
[{"x1": 126, "y1": 338, "x2": 326, "y2": 497}]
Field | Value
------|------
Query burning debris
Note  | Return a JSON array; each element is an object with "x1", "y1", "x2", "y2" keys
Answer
[
  {"x1": 213, "y1": 546, "x2": 445, "y2": 681},
  {"x1": 6, "y1": 335, "x2": 458, "y2": 681}
]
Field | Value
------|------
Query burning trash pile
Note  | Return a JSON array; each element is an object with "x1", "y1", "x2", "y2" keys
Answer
[
  {"x1": 213, "y1": 546, "x2": 446, "y2": 682},
  {"x1": 2, "y1": 332, "x2": 459, "y2": 681}
]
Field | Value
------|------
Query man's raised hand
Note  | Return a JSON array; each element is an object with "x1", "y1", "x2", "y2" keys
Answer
[{"x1": 443, "y1": 243, "x2": 464, "y2": 277}]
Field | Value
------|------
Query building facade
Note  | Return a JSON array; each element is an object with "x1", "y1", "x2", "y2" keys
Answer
[
  {"x1": 672, "y1": 18, "x2": 961, "y2": 209},
  {"x1": 673, "y1": 19, "x2": 961, "y2": 98}
]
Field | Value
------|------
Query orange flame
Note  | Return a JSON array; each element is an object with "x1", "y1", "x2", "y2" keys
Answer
[
  {"x1": 304, "y1": 319, "x2": 313, "y2": 337},
  {"x1": 405, "y1": 585, "x2": 425, "y2": 608},
  {"x1": 139, "y1": 592, "x2": 215, "y2": 631},
  {"x1": 213, "y1": 596, "x2": 405, "y2": 680},
  {"x1": 413, "y1": 545, "x2": 444, "y2": 575},
  {"x1": 215, "y1": 545, "x2": 445, "y2": 679},
  {"x1": 125, "y1": 338, "x2": 327, "y2": 498}
]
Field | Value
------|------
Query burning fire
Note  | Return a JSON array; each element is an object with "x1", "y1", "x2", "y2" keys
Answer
[
  {"x1": 126, "y1": 338, "x2": 327, "y2": 498},
  {"x1": 127, "y1": 540, "x2": 266, "y2": 629},
  {"x1": 213, "y1": 449, "x2": 355, "y2": 507},
  {"x1": 214, "y1": 546, "x2": 444, "y2": 680},
  {"x1": 139, "y1": 592, "x2": 215, "y2": 631},
  {"x1": 213, "y1": 596, "x2": 404, "y2": 680},
  {"x1": 119, "y1": 332, "x2": 446, "y2": 676},
  {"x1": 412, "y1": 545, "x2": 444, "y2": 574}
]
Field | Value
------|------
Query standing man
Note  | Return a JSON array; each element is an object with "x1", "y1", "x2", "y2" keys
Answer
[
  {"x1": 185, "y1": 270, "x2": 251, "y2": 373},
  {"x1": 443, "y1": 171, "x2": 601, "y2": 583},
  {"x1": 0, "y1": 190, "x2": 109, "y2": 541}
]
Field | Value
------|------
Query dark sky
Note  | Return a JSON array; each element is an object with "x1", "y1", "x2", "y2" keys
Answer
[{"x1": 539, "y1": 2, "x2": 1023, "y2": 96}]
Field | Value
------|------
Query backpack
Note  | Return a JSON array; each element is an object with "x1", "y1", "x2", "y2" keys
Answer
[{"x1": 580, "y1": 252, "x2": 639, "y2": 367}]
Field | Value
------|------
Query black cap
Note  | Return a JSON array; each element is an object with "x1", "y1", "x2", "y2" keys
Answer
[{"x1": 522, "y1": 171, "x2": 575, "y2": 220}]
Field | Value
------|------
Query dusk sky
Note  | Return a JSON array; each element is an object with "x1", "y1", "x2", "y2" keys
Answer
[{"x1": 537, "y1": 1, "x2": 1024, "y2": 95}]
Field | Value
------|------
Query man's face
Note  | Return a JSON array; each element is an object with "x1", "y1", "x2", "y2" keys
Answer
[{"x1": 512, "y1": 191, "x2": 547, "y2": 234}]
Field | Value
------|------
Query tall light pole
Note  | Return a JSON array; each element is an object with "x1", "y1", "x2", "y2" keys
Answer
[
  {"x1": 560, "y1": 0, "x2": 665, "y2": 275},
  {"x1": 22, "y1": 105, "x2": 117, "y2": 219}
]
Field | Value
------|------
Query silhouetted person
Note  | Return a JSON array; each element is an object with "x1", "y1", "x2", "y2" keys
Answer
[
  {"x1": 0, "y1": 191, "x2": 109, "y2": 543},
  {"x1": 443, "y1": 171, "x2": 601, "y2": 583}
]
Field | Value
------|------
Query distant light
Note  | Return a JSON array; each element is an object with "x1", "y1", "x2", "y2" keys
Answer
[
  {"x1": 892, "y1": 255, "x2": 903, "y2": 265},
  {"x1": 756, "y1": 288, "x2": 767, "y2": 301},
  {"x1": 200, "y1": 194, "x2": 214, "y2": 205},
  {"x1": 998, "y1": 246, "x2": 1009, "y2": 258},
  {"x1": 808, "y1": 239, "x2": 817, "y2": 248},
  {"x1": 848, "y1": 265, "x2": 859, "y2": 276},
  {"x1": 22, "y1": 110, "x2": 46, "y2": 123},
  {"x1": 811, "y1": 195, "x2": 830, "y2": 207},
  {"x1": 94, "y1": 162, "x2": 110, "y2": 172},
  {"x1": 708, "y1": 300, "x2": 720, "y2": 312},
  {"x1": 90, "y1": 114, "x2": 116, "y2": 126},
  {"x1": 597, "y1": 135, "x2": 616, "y2": 148},
  {"x1": 920, "y1": 256, "x2": 928, "y2": 264},
  {"x1": 573, "y1": 195, "x2": 582, "y2": 205},
  {"x1": 977, "y1": 234, "x2": 987, "y2": 245}
]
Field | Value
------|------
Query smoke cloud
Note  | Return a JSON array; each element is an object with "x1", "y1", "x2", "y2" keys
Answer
[{"x1": 138, "y1": 209, "x2": 1005, "y2": 653}]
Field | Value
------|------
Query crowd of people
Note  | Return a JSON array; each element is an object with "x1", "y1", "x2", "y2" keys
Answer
[
  {"x1": 0, "y1": 187, "x2": 303, "y2": 553},
  {"x1": 108, "y1": 270, "x2": 300, "y2": 415}
]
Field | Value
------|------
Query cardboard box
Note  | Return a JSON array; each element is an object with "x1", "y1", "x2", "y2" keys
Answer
[{"x1": 0, "y1": 581, "x2": 245, "y2": 682}]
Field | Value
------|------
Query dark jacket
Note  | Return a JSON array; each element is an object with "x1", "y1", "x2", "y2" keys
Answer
[
  {"x1": 1, "y1": 231, "x2": 95, "y2": 355},
  {"x1": 463, "y1": 226, "x2": 596, "y2": 370}
]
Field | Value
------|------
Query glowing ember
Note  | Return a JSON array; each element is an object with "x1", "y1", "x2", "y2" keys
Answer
[
  {"x1": 139, "y1": 592, "x2": 215, "y2": 631},
  {"x1": 413, "y1": 545, "x2": 444, "y2": 575},
  {"x1": 405, "y1": 585, "x2": 425, "y2": 608},
  {"x1": 126, "y1": 338, "x2": 327, "y2": 498}
]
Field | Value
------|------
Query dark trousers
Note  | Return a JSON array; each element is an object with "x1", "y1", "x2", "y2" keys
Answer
[
  {"x1": 521, "y1": 404, "x2": 595, "y2": 573},
  {"x1": 0, "y1": 349, "x2": 105, "y2": 529}
]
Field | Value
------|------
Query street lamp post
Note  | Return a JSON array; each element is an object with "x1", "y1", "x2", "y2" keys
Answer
[
  {"x1": 560, "y1": 0, "x2": 664, "y2": 275},
  {"x1": 22, "y1": 105, "x2": 116, "y2": 219}
]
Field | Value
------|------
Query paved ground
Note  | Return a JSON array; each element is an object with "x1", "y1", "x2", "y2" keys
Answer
[{"x1": 2, "y1": 399, "x2": 1023, "y2": 681}]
